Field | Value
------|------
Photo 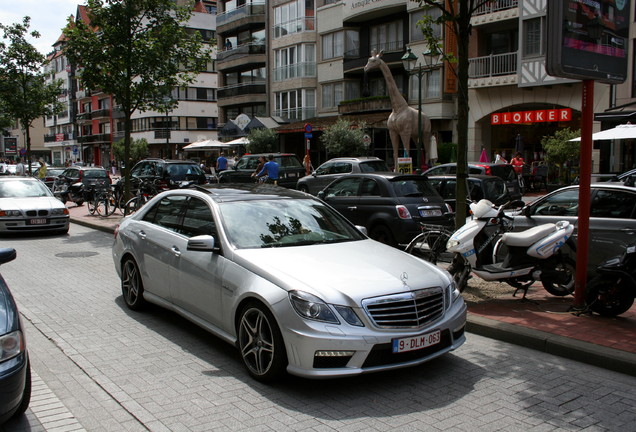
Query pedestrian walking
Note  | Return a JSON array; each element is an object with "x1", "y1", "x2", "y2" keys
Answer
[
  {"x1": 257, "y1": 155, "x2": 279, "y2": 184},
  {"x1": 216, "y1": 152, "x2": 228, "y2": 172},
  {"x1": 37, "y1": 158, "x2": 47, "y2": 179},
  {"x1": 15, "y1": 158, "x2": 25, "y2": 176}
]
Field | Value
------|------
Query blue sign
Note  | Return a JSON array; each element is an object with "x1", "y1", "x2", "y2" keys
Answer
[
  {"x1": 304, "y1": 133, "x2": 313, "y2": 139},
  {"x1": 72, "y1": 145, "x2": 78, "y2": 154}
]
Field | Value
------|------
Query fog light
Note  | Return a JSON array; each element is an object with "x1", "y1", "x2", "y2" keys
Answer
[{"x1": 315, "y1": 350, "x2": 355, "y2": 357}]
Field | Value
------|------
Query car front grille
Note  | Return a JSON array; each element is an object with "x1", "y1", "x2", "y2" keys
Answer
[
  {"x1": 26, "y1": 210, "x2": 49, "y2": 217},
  {"x1": 363, "y1": 287, "x2": 445, "y2": 329}
]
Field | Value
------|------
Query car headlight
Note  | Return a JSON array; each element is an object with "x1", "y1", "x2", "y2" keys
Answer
[
  {"x1": 449, "y1": 282, "x2": 461, "y2": 303},
  {"x1": 50, "y1": 208, "x2": 69, "y2": 216},
  {"x1": 0, "y1": 330, "x2": 24, "y2": 362},
  {"x1": 0, "y1": 210, "x2": 21, "y2": 217},
  {"x1": 289, "y1": 290, "x2": 339, "y2": 324}
]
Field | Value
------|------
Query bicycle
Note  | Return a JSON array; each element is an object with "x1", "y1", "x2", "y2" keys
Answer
[
  {"x1": 122, "y1": 177, "x2": 160, "y2": 216},
  {"x1": 405, "y1": 223, "x2": 455, "y2": 265}
]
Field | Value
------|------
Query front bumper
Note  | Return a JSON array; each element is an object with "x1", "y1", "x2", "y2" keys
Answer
[
  {"x1": 0, "y1": 352, "x2": 29, "y2": 424},
  {"x1": 0, "y1": 216, "x2": 69, "y2": 233},
  {"x1": 278, "y1": 296, "x2": 467, "y2": 378}
]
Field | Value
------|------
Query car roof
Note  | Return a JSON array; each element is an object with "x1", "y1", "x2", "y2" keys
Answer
[
  {"x1": 426, "y1": 174, "x2": 501, "y2": 181},
  {"x1": 241, "y1": 153, "x2": 296, "y2": 157},
  {"x1": 325, "y1": 157, "x2": 383, "y2": 162},
  {"x1": 331, "y1": 172, "x2": 426, "y2": 180},
  {"x1": 140, "y1": 158, "x2": 198, "y2": 164},
  {"x1": 0, "y1": 176, "x2": 40, "y2": 181},
  {"x1": 192, "y1": 183, "x2": 313, "y2": 202}
]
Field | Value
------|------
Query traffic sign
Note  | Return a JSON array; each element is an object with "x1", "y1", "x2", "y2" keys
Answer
[
  {"x1": 363, "y1": 134, "x2": 371, "y2": 146},
  {"x1": 304, "y1": 133, "x2": 313, "y2": 139},
  {"x1": 304, "y1": 123, "x2": 312, "y2": 133}
]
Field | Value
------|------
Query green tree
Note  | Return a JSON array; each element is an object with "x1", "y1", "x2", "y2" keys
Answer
[
  {"x1": 0, "y1": 17, "x2": 63, "y2": 173},
  {"x1": 320, "y1": 119, "x2": 366, "y2": 157},
  {"x1": 417, "y1": 0, "x2": 493, "y2": 228},
  {"x1": 247, "y1": 128, "x2": 278, "y2": 153},
  {"x1": 62, "y1": 0, "x2": 209, "y2": 197},
  {"x1": 541, "y1": 128, "x2": 581, "y2": 183},
  {"x1": 112, "y1": 137, "x2": 149, "y2": 166}
]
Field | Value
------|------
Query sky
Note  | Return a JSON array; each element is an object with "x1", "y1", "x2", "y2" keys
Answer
[{"x1": 1, "y1": 0, "x2": 80, "y2": 55}]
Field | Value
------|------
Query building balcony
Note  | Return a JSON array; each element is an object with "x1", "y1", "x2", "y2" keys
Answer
[
  {"x1": 469, "y1": 52, "x2": 517, "y2": 78},
  {"x1": 91, "y1": 108, "x2": 111, "y2": 119},
  {"x1": 77, "y1": 133, "x2": 111, "y2": 144},
  {"x1": 338, "y1": 97, "x2": 392, "y2": 115},
  {"x1": 217, "y1": 2, "x2": 265, "y2": 29},
  {"x1": 273, "y1": 107, "x2": 316, "y2": 122},
  {"x1": 273, "y1": 62, "x2": 316, "y2": 82},
  {"x1": 472, "y1": 0, "x2": 519, "y2": 26},
  {"x1": 44, "y1": 133, "x2": 73, "y2": 143},
  {"x1": 217, "y1": 42, "x2": 266, "y2": 64},
  {"x1": 473, "y1": 0, "x2": 518, "y2": 16},
  {"x1": 217, "y1": 82, "x2": 266, "y2": 99}
]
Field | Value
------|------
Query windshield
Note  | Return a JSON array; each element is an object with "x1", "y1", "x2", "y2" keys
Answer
[
  {"x1": 219, "y1": 198, "x2": 366, "y2": 249},
  {"x1": 359, "y1": 160, "x2": 390, "y2": 172},
  {"x1": 391, "y1": 178, "x2": 439, "y2": 197},
  {"x1": 164, "y1": 164, "x2": 204, "y2": 180},
  {"x1": 0, "y1": 180, "x2": 53, "y2": 198}
]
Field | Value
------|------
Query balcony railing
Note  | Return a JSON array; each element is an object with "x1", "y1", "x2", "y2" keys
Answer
[
  {"x1": 474, "y1": 0, "x2": 518, "y2": 16},
  {"x1": 273, "y1": 62, "x2": 316, "y2": 81},
  {"x1": 273, "y1": 17, "x2": 316, "y2": 38},
  {"x1": 338, "y1": 97, "x2": 391, "y2": 115},
  {"x1": 369, "y1": 40, "x2": 404, "y2": 54},
  {"x1": 468, "y1": 52, "x2": 517, "y2": 78},
  {"x1": 91, "y1": 108, "x2": 111, "y2": 118},
  {"x1": 218, "y1": 82, "x2": 266, "y2": 99},
  {"x1": 216, "y1": 42, "x2": 266, "y2": 62},
  {"x1": 216, "y1": 1, "x2": 265, "y2": 27},
  {"x1": 273, "y1": 107, "x2": 316, "y2": 121},
  {"x1": 77, "y1": 133, "x2": 111, "y2": 144}
]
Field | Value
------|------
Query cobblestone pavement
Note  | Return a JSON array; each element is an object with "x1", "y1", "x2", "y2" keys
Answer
[{"x1": 1, "y1": 224, "x2": 635, "y2": 431}]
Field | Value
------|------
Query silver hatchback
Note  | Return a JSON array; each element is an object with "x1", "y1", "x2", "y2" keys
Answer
[{"x1": 112, "y1": 184, "x2": 466, "y2": 381}]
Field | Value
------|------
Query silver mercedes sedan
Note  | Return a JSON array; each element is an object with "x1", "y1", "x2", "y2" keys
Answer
[{"x1": 112, "y1": 184, "x2": 466, "y2": 381}]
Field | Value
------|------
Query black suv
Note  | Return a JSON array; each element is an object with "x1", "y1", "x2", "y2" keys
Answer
[
  {"x1": 129, "y1": 159, "x2": 206, "y2": 189},
  {"x1": 217, "y1": 153, "x2": 304, "y2": 188},
  {"x1": 58, "y1": 166, "x2": 111, "y2": 188}
]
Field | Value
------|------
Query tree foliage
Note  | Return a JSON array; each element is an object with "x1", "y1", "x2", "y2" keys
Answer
[
  {"x1": 62, "y1": 0, "x2": 209, "y2": 196},
  {"x1": 541, "y1": 128, "x2": 581, "y2": 165},
  {"x1": 247, "y1": 128, "x2": 278, "y2": 154},
  {"x1": 0, "y1": 17, "x2": 63, "y2": 172},
  {"x1": 320, "y1": 119, "x2": 367, "y2": 157},
  {"x1": 112, "y1": 137, "x2": 149, "y2": 165}
]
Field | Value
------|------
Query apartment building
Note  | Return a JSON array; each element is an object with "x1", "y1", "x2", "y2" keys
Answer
[{"x1": 44, "y1": 1, "x2": 219, "y2": 167}]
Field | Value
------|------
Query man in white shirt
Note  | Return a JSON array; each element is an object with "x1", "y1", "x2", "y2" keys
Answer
[{"x1": 15, "y1": 158, "x2": 25, "y2": 176}]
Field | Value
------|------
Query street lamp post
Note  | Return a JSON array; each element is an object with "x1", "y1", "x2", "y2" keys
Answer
[{"x1": 401, "y1": 47, "x2": 439, "y2": 173}]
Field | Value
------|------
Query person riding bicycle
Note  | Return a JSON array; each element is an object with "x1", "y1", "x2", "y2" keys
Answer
[
  {"x1": 257, "y1": 155, "x2": 279, "y2": 185},
  {"x1": 510, "y1": 152, "x2": 525, "y2": 175}
]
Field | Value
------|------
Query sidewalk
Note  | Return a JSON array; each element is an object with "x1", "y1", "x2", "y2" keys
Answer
[{"x1": 67, "y1": 203, "x2": 636, "y2": 377}]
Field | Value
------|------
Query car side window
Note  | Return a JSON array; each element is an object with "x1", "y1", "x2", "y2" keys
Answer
[
  {"x1": 324, "y1": 178, "x2": 361, "y2": 197},
  {"x1": 532, "y1": 189, "x2": 579, "y2": 216},
  {"x1": 591, "y1": 190, "x2": 636, "y2": 219},
  {"x1": 333, "y1": 162, "x2": 352, "y2": 174},
  {"x1": 360, "y1": 179, "x2": 381, "y2": 196},
  {"x1": 181, "y1": 198, "x2": 217, "y2": 237},
  {"x1": 441, "y1": 180, "x2": 456, "y2": 199},
  {"x1": 426, "y1": 167, "x2": 445, "y2": 176},
  {"x1": 316, "y1": 162, "x2": 334, "y2": 175},
  {"x1": 142, "y1": 195, "x2": 186, "y2": 232}
]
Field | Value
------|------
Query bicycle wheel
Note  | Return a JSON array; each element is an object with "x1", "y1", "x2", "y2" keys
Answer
[
  {"x1": 96, "y1": 193, "x2": 116, "y2": 217},
  {"x1": 123, "y1": 196, "x2": 147, "y2": 216},
  {"x1": 87, "y1": 197, "x2": 98, "y2": 215},
  {"x1": 405, "y1": 229, "x2": 452, "y2": 265}
]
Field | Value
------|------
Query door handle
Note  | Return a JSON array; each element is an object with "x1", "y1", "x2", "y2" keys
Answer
[
  {"x1": 620, "y1": 228, "x2": 636, "y2": 233},
  {"x1": 347, "y1": 206, "x2": 357, "y2": 210},
  {"x1": 138, "y1": 230, "x2": 146, "y2": 240},
  {"x1": 171, "y1": 246, "x2": 181, "y2": 257}
]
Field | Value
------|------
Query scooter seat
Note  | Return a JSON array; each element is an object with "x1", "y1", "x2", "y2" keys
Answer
[{"x1": 501, "y1": 224, "x2": 556, "y2": 247}]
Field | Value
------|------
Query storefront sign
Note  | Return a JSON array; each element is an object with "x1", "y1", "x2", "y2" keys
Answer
[
  {"x1": 491, "y1": 108, "x2": 572, "y2": 125},
  {"x1": 397, "y1": 157, "x2": 412, "y2": 174},
  {"x1": 56, "y1": 133, "x2": 65, "y2": 142}
]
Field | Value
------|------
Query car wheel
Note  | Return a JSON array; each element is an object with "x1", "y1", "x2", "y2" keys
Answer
[
  {"x1": 237, "y1": 302, "x2": 287, "y2": 382},
  {"x1": 121, "y1": 258, "x2": 145, "y2": 310},
  {"x1": 369, "y1": 224, "x2": 397, "y2": 247},
  {"x1": 12, "y1": 359, "x2": 31, "y2": 419}
]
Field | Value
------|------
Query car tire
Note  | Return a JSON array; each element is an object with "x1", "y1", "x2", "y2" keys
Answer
[
  {"x1": 12, "y1": 359, "x2": 31, "y2": 419},
  {"x1": 237, "y1": 302, "x2": 287, "y2": 383},
  {"x1": 369, "y1": 224, "x2": 397, "y2": 247},
  {"x1": 121, "y1": 258, "x2": 145, "y2": 310}
]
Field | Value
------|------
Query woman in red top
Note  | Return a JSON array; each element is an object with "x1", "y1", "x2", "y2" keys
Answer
[{"x1": 510, "y1": 152, "x2": 525, "y2": 175}]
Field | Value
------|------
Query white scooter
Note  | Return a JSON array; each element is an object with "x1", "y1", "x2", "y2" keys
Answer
[{"x1": 447, "y1": 199, "x2": 576, "y2": 298}]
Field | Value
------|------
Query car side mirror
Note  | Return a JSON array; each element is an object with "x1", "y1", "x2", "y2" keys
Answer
[
  {"x1": 317, "y1": 190, "x2": 326, "y2": 199},
  {"x1": 355, "y1": 225, "x2": 368, "y2": 236},
  {"x1": 312, "y1": 172, "x2": 317, "y2": 177},
  {"x1": 187, "y1": 235, "x2": 218, "y2": 253}
]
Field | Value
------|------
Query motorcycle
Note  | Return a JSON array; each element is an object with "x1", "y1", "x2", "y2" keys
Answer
[
  {"x1": 585, "y1": 244, "x2": 636, "y2": 317},
  {"x1": 52, "y1": 176, "x2": 85, "y2": 206},
  {"x1": 447, "y1": 199, "x2": 576, "y2": 298}
]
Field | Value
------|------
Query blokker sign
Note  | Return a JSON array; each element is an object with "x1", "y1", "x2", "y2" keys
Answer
[{"x1": 491, "y1": 108, "x2": 572, "y2": 125}]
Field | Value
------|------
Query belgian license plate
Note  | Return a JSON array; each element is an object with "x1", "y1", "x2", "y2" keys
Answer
[
  {"x1": 420, "y1": 209, "x2": 442, "y2": 217},
  {"x1": 392, "y1": 330, "x2": 441, "y2": 353},
  {"x1": 29, "y1": 218, "x2": 47, "y2": 225}
]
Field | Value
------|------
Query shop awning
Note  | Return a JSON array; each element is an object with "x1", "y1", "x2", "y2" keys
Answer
[
  {"x1": 570, "y1": 124, "x2": 636, "y2": 141},
  {"x1": 182, "y1": 139, "x2": 228, "y2": 150}
]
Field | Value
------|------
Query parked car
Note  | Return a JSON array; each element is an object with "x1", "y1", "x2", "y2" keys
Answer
[
  {"x1": 112, "y1": 184, "x2": 466, "y2": 381},
  {"x1": 511, "y1": 183, "x2": 636, "y2": 273},
  {"x1": 427, "y1": 174, "x2": 511, "y2": 213},
  {"x1": 3, "y1": 165, "x2": 16, "y2": 176},
  {"x1": 0, "y1": 177, "x2": 70, "y2": 234},
  {"x1": 0, "y1": 248, "x2": 31, "y2": 424},
  {"x1": 297, "y1": 157, "x2": 390, "y2": 195},
  {"x1": 35, "y1": 167, "x2": 66, "y2": 190},
  {"x1": 423, "y1": 162, "x2": 522, "y2": 200},
  {"x1": 58, "y1": 166, "x2": 111, "y2": 188},
  {"x1": 317, "y1": 173, "x2": 451, "y2": 246},
  {"x1": 129, "y1": 158, "x2": 207, "y2": 189},
  {"x1": 217, "y1": 153, "x2": 304, "y2": 188}
]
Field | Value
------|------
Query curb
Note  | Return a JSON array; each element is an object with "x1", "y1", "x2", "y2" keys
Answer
[{"x1": 467, "y1": 315, "x2": 636, "y2": 377}]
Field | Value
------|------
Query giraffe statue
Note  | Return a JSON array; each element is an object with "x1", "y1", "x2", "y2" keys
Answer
[{"x1": 364, "y1": 50, "x2": 432, "y2": 171}]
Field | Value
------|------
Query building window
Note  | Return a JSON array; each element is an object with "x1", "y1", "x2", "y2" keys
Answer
[
  {"x1": 322, "y1": 31, "x2": 344, "y2": 60},
  {"x1": 409, "y1": 69, "x2": 441, "y2": 100},
  {"x1": 321, "y1": 82, "x2": 343, "y2": 109},
  {"x1": 523, "y1": 17, "x2": 544, "y2": 57},
  {"x1": 98, "y1": 98, "x2": 110, "y2": 109},
  {"x1": 410, "y1": 8, "x2": 442, "y2": 42},
  {"x1": 370, "y1": 20, "x2": 403, "y2": 53},
  {"x1": 274, "y1": 44, "x2": 316, "y2": 81},
  {"x1": 274, "y1": 89, "x2": 316, "y2": 120},
  {"x1": 274, "y1": 0, "x2": 315, "y2": 38}
]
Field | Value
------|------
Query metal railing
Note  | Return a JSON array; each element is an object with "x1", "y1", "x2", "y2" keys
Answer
[
  {"x1": 217, "y1": 42, "x2": 266, "y2": 62},
  {"x1": 473, "y1": 0, "x2": 518, "y2": 16},
  {"x1": 218, "y1": 82, "x2": 266, "y2": 99},
  {"x1": 273, "y1": 107, "x2": 316, "y2": 121},
  {"x1": 468, "y1": 52, "x2": 517, "y2": 78},
  {"x1": 273, "y1": 62, "x2": 316, "y2": 81},
  {"x1": 216, "y1": 1, "x2": 265, "y2": 26}
]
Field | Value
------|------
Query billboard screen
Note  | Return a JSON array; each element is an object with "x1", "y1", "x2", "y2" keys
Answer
[
  {"x1": 3, "y1": 137, "x2": 17, "y2": 155},
  {"x1": 547, "y1": 0, "x2": 629, "y2": 84}
]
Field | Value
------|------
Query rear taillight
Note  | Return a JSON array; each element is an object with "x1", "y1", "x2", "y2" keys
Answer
[
  {"x1": 396, "y1": 205, "x2": 412, "y2": 219},
  {"x1": 484, "y1": 166, "x2": 491, "y2": 175}
]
